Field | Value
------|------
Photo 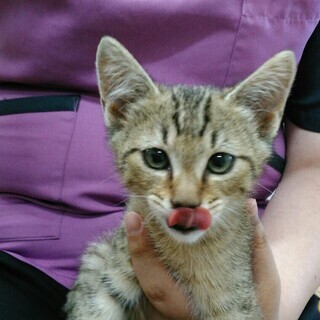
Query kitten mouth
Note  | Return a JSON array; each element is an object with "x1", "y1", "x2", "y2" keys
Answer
[
  {"x1": 167, "y1": 207, "x2": 211, "y2": 232},
  {"x1": 170, "y1": 225, "x2": 199, "y2": 233}
]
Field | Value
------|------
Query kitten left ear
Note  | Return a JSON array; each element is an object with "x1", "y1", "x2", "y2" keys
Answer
[
  {"x1": 96, "y1": 37, "x2": 159, "y2": 127},
  {"x1": 226, "y1": 51, "x2": 296, "y2": 140}
]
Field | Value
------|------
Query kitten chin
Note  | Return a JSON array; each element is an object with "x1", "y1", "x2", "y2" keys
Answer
[{"x1": 165, "y1": 226, "x2": 207, "y2": 244}]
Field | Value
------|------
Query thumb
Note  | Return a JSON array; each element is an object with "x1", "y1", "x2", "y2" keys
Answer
[
  {"x1": 125, "y1": 212, "x2": 146, "y2": 256},
  {"x1": 125, "y1": 212, "x2": 153, "y2": 257},
  {"x1": 125, "y1": 212, "x2": 191, "y2": 319},
  {"x1": 125, "y1": 211, "x2": 171, "y2": 303}
]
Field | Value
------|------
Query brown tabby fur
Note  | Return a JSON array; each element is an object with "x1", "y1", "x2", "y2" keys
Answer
[{"x1": 65, "y1": 37, "x2": 296, "y2": 319}]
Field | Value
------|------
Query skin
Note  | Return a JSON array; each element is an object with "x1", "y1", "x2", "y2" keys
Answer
[
  {"x1": 262, "y1": 121, "x2": 320, "y2": 319},
  {"x1": 126, "y1": 212, "x2": 191, "y2": 320},
  {"x1": 125, "y1": 122, "x2": 320, "y2": 320},
  {"x1": 126, "y1": 200, "x2": 277, "y2": 320}
]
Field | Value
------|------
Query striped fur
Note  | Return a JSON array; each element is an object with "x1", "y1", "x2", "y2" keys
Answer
[{"x1": 65, "y1": 37, "x2": 296, "y2": 319}]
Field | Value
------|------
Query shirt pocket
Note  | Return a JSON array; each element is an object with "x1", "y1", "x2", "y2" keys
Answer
[
  {"x1": 0, "y1": 94, "x2": 80, "y2": 241},
  {"x1": 0, "y1": 195, "x2": 64, "y2": 242}
]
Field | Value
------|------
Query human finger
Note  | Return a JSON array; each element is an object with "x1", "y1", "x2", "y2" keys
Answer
[{"x1": 125, "y1": 212, "x2": 191, "y2": 320}]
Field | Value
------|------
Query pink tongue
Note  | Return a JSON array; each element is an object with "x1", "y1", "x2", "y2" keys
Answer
[{"x1": 168, "y1": 207, "x2": 211, "y2": 230}]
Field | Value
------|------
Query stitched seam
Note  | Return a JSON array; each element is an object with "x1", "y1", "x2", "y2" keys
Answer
[
  {"x1": 57, "y1": 98, "x2": 81, "y2": 205},
  {"x1": 242, "y1": 13, "x2": 320, "y2": 22},
  {"x1": 223, "y1": 0, "x2": 245, "y2": 87}
]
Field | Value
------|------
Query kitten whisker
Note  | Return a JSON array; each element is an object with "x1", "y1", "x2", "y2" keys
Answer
[
  {"x1": 223, "y1": 205, "x2": 240, "y2": 216},
  {"x1": 99, "y1": 173, "x2": 123, "y2": 185},
  {"x1": 142, "y1": 210, "x2": 158, "y2": 225},
  {"x1": 207, "y1": 202, "x2": 221, "y2": 212},
  {"x1": 109, "y1": 201, "x2": 125, "y2": 208},
  {"x1": 127, "y1": 194, "x2": 150, "y2": 199},
  {"x1": 255, "y1": 182, "x2": 274, "y2": 195}
]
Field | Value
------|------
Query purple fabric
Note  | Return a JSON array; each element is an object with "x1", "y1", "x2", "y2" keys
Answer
[
  {"x1": 0, "y1": 1, "x2": 318, "y2": 288},
  {"x1": 0, "y1": 87, "x2": 126, "y2": 288}
]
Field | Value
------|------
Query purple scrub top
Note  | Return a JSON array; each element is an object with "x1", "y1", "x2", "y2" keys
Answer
[{"x1": 0, "y1": 1, "x2": 318, "y2": 288}]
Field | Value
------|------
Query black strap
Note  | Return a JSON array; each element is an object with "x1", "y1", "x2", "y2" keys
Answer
[
  {"x1": 0, "y1": 251, "x2": 68, "y2": 320},
  {"x1": 299, "y1": 294, "x2": 320, "y2": 320},
  {"x1": 0, "y1": 95, "x2": 80, "y2": 116},
  {"x1": 267, "y1": 151, "x2": 286, "y2": 174},
  {"x1": 286, "y1": 22, "x2": 320, "y2": 133}
]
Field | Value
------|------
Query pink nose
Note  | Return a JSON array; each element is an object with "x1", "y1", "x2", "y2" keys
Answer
[{"x1": 167, "y1": 207, "x2": 212, "y2": 230}]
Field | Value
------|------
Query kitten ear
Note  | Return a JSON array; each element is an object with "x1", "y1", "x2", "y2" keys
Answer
[
  {"x1": 96, "y1": 36, "x2": 158, "y2": 127},
  {"x1": 226, "y1": 51, "x2": 296, "y2": 140}
]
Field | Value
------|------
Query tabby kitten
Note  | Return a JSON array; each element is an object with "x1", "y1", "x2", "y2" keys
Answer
[{"x1": 65, "y1": 37, "x2": 296, "y2": 319}]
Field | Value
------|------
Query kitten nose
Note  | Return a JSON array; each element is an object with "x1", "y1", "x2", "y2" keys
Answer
[
  {"x1": 171, "y1": 173, "x2": 202, "y2": 209},
  {"x1": 171, "y1": 201, "x2": 201, "y2": 209}
]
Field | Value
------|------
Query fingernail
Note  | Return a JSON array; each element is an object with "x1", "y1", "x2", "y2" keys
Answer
[
  {"x1": 246, "y1": 198, "x2": 258, "y2": 217},
  {"x1": 247, "y1": 198, "x2": 255, "y2": 208},
  {"x1": 125, "y1": 212, "x2": 143, "y2": 236}
]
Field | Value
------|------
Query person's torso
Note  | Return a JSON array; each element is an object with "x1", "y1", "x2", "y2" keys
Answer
[{"x1": 0, "y1": 0, "x2": 318, "y2": 288}]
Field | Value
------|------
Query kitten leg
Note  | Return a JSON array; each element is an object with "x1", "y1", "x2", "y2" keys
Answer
[
  {"x1": 65, "y1": 229, "x2": 142, "y2": 320},
  {"x1": 65, "y1": 285, "x2": 127, "y2": 320}
]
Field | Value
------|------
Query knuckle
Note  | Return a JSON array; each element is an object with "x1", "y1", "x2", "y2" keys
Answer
[
  {"x1": 130, "y1": 245, "x2": 152, "y2": 260},
  {"x1": 144, "y1": 284, "x2": 167, "y2": 303}
]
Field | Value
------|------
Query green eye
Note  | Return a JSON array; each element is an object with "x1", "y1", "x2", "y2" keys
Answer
[
  {"x1": 143, "y1": 148, "x2": 170, "y2": 170},
  {"x1": 207, "y1": 153, "x2": 235, "y2": 174}
]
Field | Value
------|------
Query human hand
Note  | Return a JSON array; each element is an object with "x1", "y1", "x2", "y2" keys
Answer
[
  {"x1": 125, "y1": 212, "x2": 191, "y2": 320},
  {"x1": 247, "y1": 199, "x2": 281, "y2": 320},
  {"x1": 125, "y1": 201, "x2": 281, "y2": 320}
]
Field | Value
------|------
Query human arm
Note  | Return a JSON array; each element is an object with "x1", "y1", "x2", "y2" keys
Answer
[
  {"x1": 261, "y1": 122, "x2": 320, "y2": 319},
  {"x1": 261, "y1": 21, "x2": 320, "y2": 319}
]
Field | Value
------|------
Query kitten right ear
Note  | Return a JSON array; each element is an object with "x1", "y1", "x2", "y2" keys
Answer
[
  {"x1": 225, "y1": 51, "x2": 296, "y2": 141},
  {"x1": 96, "y1": 37, "x2": 158, "y2": 127}
]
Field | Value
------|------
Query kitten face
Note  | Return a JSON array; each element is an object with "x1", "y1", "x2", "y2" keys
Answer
[
  {"x1": 96, "y1": 37, "x2": 296, "y2": 243},
  {"x1": 110, "y1": 86, "x2": 267, "y2": 243}
]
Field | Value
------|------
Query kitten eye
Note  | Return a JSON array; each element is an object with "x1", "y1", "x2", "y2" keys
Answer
[
  {"x1": 143, "y1": 148, "x2": 170, "y2": 170},
  {"x1": 207, "y1": 153, "x2": 235, "y2": 174}
]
